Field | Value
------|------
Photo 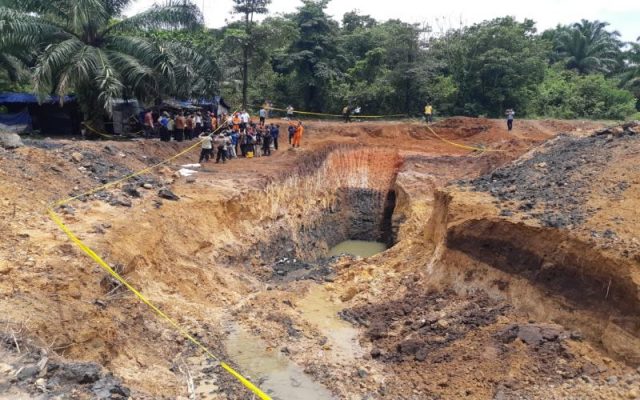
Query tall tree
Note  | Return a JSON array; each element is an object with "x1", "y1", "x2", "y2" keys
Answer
[
  {"x1": 273, "y1": 0, "x2": 340, "y2": 111},
  {"x1": 232, "y1": 0, "x2": 271, "y2": 109},
  {"x1": 0, "y1": 0, "x2": 206, "y2": 123},
  {"x1": 554, "y1": 20, "x2": 622, "y2": 74},
  {"x1": 429, "y1": 17, "x2": 548, "y2": 116}
]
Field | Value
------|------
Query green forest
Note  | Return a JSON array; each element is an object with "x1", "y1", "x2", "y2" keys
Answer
[{"x1": 1, "y1": 0, "x2": 639, "y2": 121}]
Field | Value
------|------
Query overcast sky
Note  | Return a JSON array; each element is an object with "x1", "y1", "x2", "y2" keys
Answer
[{"x1": 126, "y1": 0, "x2": 640, "y2": 42}]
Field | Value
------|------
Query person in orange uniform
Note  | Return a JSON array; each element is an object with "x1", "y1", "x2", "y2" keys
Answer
[{"x1": 292, "y1": 121, "x2": 304, "y2": 148}]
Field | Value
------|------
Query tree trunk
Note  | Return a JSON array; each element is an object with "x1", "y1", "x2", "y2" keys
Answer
[{"x1": 242, "y1": 45, "x2": 249, "y2": 109}]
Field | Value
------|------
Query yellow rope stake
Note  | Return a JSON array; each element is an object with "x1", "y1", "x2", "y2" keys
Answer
[{"x1": 47, "y1": 117, "x2": 272, "y2": 400}]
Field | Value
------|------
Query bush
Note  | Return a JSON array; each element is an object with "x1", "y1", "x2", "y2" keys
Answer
[{"x1": 532, "y1": 67, "x2": 636, "y2": 120}]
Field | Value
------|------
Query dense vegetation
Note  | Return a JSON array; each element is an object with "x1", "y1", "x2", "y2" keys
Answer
[{"x1": 1, "y1": 0, "x2": 639, "y2": 121}]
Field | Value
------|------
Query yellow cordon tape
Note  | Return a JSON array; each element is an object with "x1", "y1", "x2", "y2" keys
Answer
[
  {"x1": 424, "y1": 124, "x2": 507, "y2": 153},
  {"x1": 47, "y1": 119, "x2": 273, "y2": 400},
  {"x1": 267, "y1": 106, "x2": 406, "y2": 119},
  {"x1": 82, "y1": 122, "x2": 143, "y2": 139}
]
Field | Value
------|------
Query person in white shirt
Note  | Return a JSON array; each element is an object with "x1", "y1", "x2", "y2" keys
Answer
[
  {"x1": 286, "y1": 105, "x2": 294, "y2": 120},
  {"x1": 240, "y1": 110, "x2": 250, "y2": 132},
  {"x1": 198, "y1": 132, "x2": 213, "y2": 163},
  {"x1": 194, "y1": 112, "x2": 203, "y2": 136}
]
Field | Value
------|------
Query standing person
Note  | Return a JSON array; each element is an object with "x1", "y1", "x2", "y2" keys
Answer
[
  {"x1": 158, "y1": 112, "x2": 170, "y2": 142},
  {"x1": 259, "y1": 107, "x2": 267, "y2": 126},
  {"x1": 229, "y1": 127, "x2": 239, "y2": 159},
  {"x1": 167, "y1": 114, "x2": 175, "y2": 141},
  {"x1": 194, "y1": 112, "x2": 203, "y2": 136},
  {"x1": 292, "y1": 121, "x2": 304, "y2": 148},
  {"x1": 424, "y1": 103, "x2": 433, "y2": 124},
  {"x1": 286, "y1": 105, "x2": 294, "y2": 120},
  {"x1": 505, "y1": 108, "x2": 515, "y2": 131},
  {"x1": 270, "y1": 123, "x2": 280, "y2": 150},
  {"x1": 262, "y1": 128, "x2": 272, "y2": 156},
  {"x1": 240, "y1": 110, "x2": 250, "y2": 132},
  {"x1": 214, "y1": 132, "x2": 228, "y2": 164},
  {"x1": 203, "y1": 111, "x2": 211, "y2": 133},
  {"x1": 342, "y1": 105, "x2": 351, "y2": 123},
  {"x1": 232, "y1": 112, "x2": 241, "y2": 132},
  {"x1": 185, "y1": 114, "x2": 195, "y2": 140},
  {"x1": 143, "y1": 109, "x2": 154, "y2": 138},
  {"x1": 198, "y1": 131, "x2": 213, "y2": 163},
  {"x1": 254, "y1": 126, "x2": 262, "y2": 157},
  {"x1": 288, "y1": 122, "x2": 296, "y2": 145},
  {"x1": 175, "y1": 112, "x2": 186, "y2": 142}
]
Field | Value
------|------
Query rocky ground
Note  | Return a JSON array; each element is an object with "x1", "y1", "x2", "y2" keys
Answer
[{"x1": 1, "y1": 117, "x2": 638, "y2": 399}]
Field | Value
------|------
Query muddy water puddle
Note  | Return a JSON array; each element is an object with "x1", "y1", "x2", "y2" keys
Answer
[
  {"x1": 296, "y1": 285, "x2": 364, "y2": 362},
  {"x1": 328, "y1": 240, "x2": 386, "y2": 258},
  {"x1": 223, "y1": 323, "x2": 335, "y2": 400}
]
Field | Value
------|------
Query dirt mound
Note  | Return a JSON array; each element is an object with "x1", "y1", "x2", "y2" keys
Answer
[
  {"x1": 467, "y1": 125, "x2": 639, "y2": 229},
  {"x1": 341, "y1": 288, "x2": 509, "y2": 363},
  {"x1": 432, "y1": 116, "x2": 493, "y2": 137}
]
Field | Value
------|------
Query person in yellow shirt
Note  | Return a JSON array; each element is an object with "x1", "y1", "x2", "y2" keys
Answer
[{"x1": 424, "y1": 103, "x2": 433, "y2": 123}]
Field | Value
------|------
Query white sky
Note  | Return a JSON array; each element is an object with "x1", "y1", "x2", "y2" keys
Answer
[{"x1": 127, "y1": 0, "x2": 640, "y2": 41}]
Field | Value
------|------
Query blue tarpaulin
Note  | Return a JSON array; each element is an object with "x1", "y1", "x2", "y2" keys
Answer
[
  {"x1": 0, "y1": 108, "x2": 32, "y2": 127},
  {"x1": 0, "y1": 92, "x2": 76, "y2": 104}
]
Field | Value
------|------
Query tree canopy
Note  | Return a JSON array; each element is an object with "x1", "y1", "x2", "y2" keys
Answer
[{"x1": 1, "y1": 1, "x2": 638, "y2": 121}]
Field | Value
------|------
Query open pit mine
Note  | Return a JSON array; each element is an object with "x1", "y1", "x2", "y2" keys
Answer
[{"x1": 1, "y1": 117, "x2": 639, "y2": 400}]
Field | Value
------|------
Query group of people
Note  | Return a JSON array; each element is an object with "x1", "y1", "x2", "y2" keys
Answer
[
  {"x1": 143, "y1": 109, "x2": 219, "y2": 142},
  {"x1": 342, "y1": 105, "x2": 362, "y2": 123},
  {"x1": 196, "y1": 110, "x2": 305, "y2": 165}
]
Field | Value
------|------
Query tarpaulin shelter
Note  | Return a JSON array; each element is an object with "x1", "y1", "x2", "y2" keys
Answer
[{"x1": 0, "y1": 92, "x2": 82, "y2": 135}]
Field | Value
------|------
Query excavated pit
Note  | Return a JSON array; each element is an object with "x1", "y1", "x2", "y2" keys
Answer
[{"x1": 4, "y1": 119, "x2": 640, "y2": 399}]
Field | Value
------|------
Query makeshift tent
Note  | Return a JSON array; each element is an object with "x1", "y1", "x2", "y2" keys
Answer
[{"x1": 0, "y1": 92, "x2": 81, "y2": 135}]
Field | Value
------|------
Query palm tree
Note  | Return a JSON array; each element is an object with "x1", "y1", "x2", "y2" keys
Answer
[
  {"x1": 0, "y1": 0, "x2": 213, "y2": 122},
  {"x1": 554, "y1": 19, "x2": 622, "y2": 74},
  {"x1": 620, "y1": 39, "x2": 640, "y2": 98}
]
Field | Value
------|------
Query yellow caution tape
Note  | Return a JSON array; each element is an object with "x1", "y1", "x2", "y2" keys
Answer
[
  {"x1": 425, "y1": 124, "x2": 506, "y2": 153},
  {"x1": 267, "y1": 106, "x2": 406, "y2": 119},
  {"x1": 47, "y1": 117, "x2": 272, "y2": 400}
]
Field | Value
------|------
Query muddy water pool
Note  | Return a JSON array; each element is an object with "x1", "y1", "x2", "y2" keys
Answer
[
  {"x1": 224, "y1": 323, "x2": 335, "y2": 400},
  {"x1": 328, "y1": 240, "x2": 386, "y2": 258}
]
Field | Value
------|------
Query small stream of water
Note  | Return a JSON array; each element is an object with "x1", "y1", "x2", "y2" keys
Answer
[{"x1": 224, "y1": 323, "x2": 335, "y2": 400}]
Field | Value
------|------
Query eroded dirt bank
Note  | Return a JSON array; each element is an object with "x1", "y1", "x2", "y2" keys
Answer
[{"x1": 1, "y1": 118, "x2": 639, "y2": 399}]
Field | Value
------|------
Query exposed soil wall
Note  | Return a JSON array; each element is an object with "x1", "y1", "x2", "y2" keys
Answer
[{"x1": 422, "y1": 189, "x2": 640, "y2": 365}]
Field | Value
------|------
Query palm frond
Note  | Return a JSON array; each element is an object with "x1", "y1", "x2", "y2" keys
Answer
[{"x1": 105, "y1": 0, "x2": 203, "y2": 34}]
